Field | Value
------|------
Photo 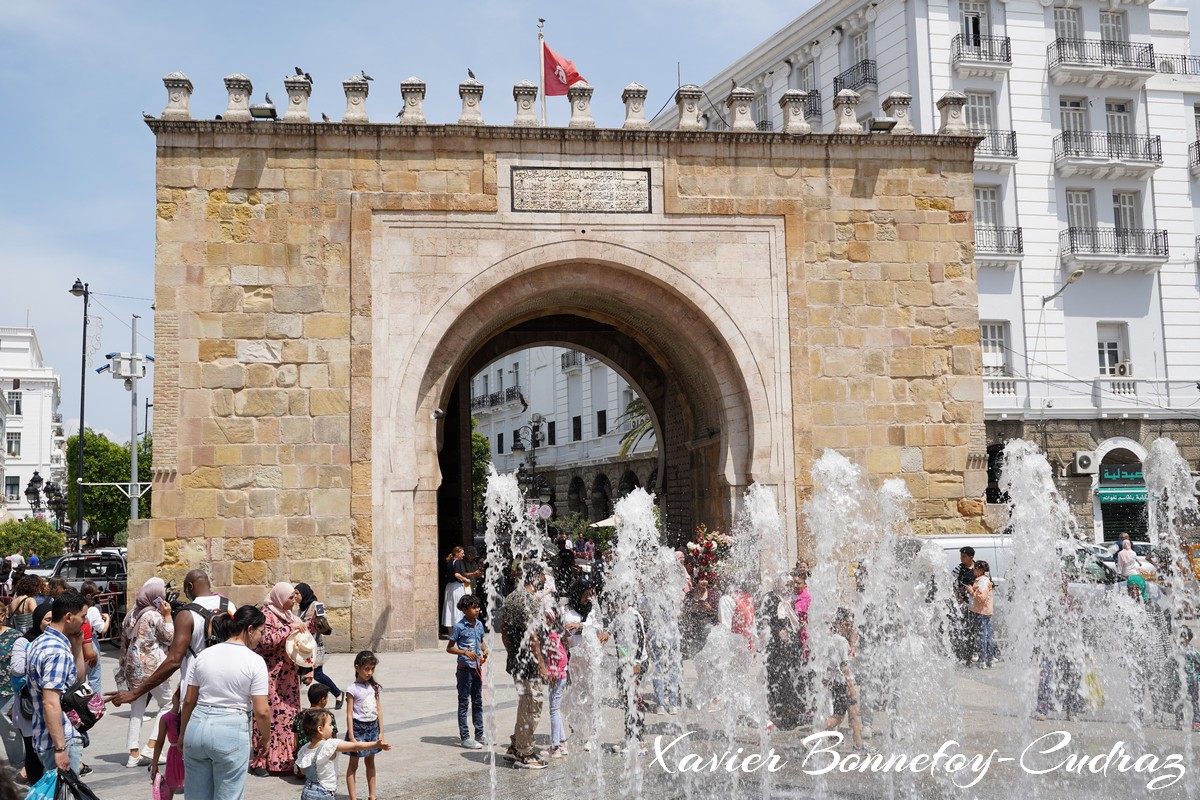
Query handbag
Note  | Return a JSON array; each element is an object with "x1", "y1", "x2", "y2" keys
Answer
[
  {"x1": 56, "y1": 769, "x2": 101, "y2": 800},
  {"x1": 61, "y1": 682, "x2": 104, "y2": 733}
]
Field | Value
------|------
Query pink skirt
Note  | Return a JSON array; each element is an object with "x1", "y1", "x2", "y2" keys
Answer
[{"x1": 165, "y1": 746, "x2": 185, "y2": 790}]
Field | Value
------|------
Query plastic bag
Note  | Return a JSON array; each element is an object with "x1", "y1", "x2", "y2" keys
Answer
[
  {"x1": 26, "y1": 770, "x2": 56, "y2": 800},
  {"x1": 57, "y1": 769, "x2": 101, "y2": 800}
]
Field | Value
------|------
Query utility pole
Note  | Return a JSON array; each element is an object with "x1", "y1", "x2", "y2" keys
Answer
[{"x1": 130, "y1": 315, "x2": 139, "y2": 520}]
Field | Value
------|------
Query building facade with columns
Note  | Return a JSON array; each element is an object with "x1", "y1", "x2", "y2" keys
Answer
[
  {"x1": 0, "y1": 328, "x2": 66, "y2": 519},
  {"x1": 658, "y1": 0, "x2": 1200, "y2": 541},
  {"x1": 472, "y1": 347, "x2": 657, "y2": 531}
]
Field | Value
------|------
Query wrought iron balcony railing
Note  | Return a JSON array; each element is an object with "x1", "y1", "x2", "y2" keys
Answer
[
  {"x1": 1048, "y1": 38, "x2": 1154, "y2": 71},
  {"x1": 975, "y1": 227, "x2": 1024, "y2": 254},
  {"x1": 756, "y1": 120, "x2": 774, "y2": 131},
  {"x1": 952, "y1": 34, "x2": 1012, "y2": 65},
  {"x1": 1060, "y1": 228, "x2": 1168, "y2": 258},
  {"x1": 1190, "y1": 141, "x2": 1200, "y2": 170},
  {"x1": 1156, "y1": 54, "x2": 1200, "y2": 75},
  {"x1": 974, "y1": 130, "x2": 1018, "y2": 158},
  {"x1": 803, "y1": 89, "x2": 821, "y2": 120},
  {"x1": 560, "y1": 351, "x2": 583, "y2": 370},
  {"x1": 1052, "y1": 131, "x2": 1162, "y2": 162},
  {"x1": 833, "y1": 59, "x2": 877, "y2": 94}
]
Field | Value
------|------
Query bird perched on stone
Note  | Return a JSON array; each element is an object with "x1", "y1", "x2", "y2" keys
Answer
[
  {"x1": 142, "y1": 112, "x2": 155, "y2": 120},
  {"x1": 396, "y1": 110, "x2": 404, "y2": 119},
  {"x1": 322, "y1": 112, "x2": 331, "y2": 123},
  {"x1": 215, "y1": 115, "x2": 223, "y2": 120},
  {"x1": 295, "y1": 66, "x2": 303, "y2": 76},
  {"x1": 361, "y1": 70, "x2": 374, "y2": 81},
  {"x1": 730, "y1": 78, "x2": 737, "y2": 91},
  {"x1": 305, "y1": 72, "x2": 313, "y2": 84},
  {"x1": 264, "y1": 92, "x2": 273, "y2": 104},
  {"x1": 467, "y1": 68, "x2": 476, "y2": 80}
]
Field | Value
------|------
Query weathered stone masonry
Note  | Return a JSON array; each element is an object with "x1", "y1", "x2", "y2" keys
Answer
[{"x1": 132, "y1": 107, "x2": 987, "y2": 651}]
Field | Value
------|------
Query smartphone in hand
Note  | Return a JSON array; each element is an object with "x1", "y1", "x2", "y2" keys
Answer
[{"x1": 314, "y1": 602, "x2": 326, "y2": 616}]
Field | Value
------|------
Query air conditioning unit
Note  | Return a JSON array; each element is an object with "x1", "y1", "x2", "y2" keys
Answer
[
  {"x1": 1115, "y1": 361, "x2": 1134, "y2": 377},
  {"x1": 1073, "y1": 451, "x2": 1097, "y2": 474}
]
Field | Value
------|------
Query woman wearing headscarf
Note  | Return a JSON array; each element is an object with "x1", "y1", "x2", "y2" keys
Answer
[
  {"x1": 250, "y1": 582, "x2": 312, "y2": 776},
  {"x1": 1116, "y1": 540, "x2": 1138, "y2": 580},
  {"x1": 116, "y1": 577, "x2": 175, "y2": 767},
  {"x1": 765, "y1": 573, "x2": 805, "y2": 730},
  {"x1": 10, "y1": 604, "x2": 51, "y2": 785},
  {"x1": 295, "y1": 583, "x2": 343, "y2": 709}
]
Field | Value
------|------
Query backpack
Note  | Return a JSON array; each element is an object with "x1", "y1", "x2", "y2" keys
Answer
[{"x1": 178, "y1": 597, "x2": 231, "y2": 656}]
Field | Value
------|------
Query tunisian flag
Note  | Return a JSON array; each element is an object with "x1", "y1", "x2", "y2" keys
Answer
[{"x1": 542, "y1": 40, "x2": 586, "y2": 96}]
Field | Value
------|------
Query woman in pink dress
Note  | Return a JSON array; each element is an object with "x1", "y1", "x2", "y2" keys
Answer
[{"x1": 250, "y1": 582, "x2": 312, "y2": 776}]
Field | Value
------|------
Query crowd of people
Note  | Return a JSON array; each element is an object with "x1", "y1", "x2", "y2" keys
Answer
[
  {"x1": 0, "y1": 569, "x2": 390, "y2": 800},
  {"x1": 441, "y1": 530, "x2": 1200, "y2": 770}
]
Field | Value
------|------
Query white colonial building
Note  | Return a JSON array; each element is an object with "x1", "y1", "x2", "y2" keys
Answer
[
  {"x1": 0, "y1": 328, "x2": 66, "y2": 519},
  {"x1": 656, "y1": 0, "x2": 1200, "y2": 541},
  {"x1": 472, "y1": 347, "x2": 657, "y2": 522}
]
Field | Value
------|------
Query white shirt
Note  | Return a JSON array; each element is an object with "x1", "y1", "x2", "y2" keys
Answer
[
  {"x1": 296, "y1": 739, "x2": 340, "y2": 791},
  {"x1": 183, "y1": 641, "x2": 268, "y2": 713},
  {"x1": 7, "y1": 554, "x2": 24, "y2": 568},
  {"x1": 85, "y1": 606, "x2": 106, "y2": 639},
  {"x1": 180, "y1": 595, "x2": 226, "y2": 683}
]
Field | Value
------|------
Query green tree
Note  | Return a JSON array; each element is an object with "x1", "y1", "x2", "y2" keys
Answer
[
  {"x1": 65, "y1": 429, "x2": 153, "y2": 536},
  {"x1": 0, "y1": 518, "x2": 66, "y2": 561},
  {"x1": 616, "y1": 396, "x2": 656, "y2": 457},
  {"x1": 471, "y1": 417, "x2": 492, "y2": 528}
]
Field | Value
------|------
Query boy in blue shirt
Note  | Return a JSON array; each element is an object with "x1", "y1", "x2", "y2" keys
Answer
[{"x1": 447, "y1": 594, "x2": 488, "y2": 749}]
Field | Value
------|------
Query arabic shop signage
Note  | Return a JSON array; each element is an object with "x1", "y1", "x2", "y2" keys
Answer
[{"x1": 1099, "y1": 462, "x2": 1143, "y2": 486}]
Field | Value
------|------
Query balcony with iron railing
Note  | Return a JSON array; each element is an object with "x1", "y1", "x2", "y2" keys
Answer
[
  {"x1": 1156, "y1": 54, "x2": 1200, "y2": 76},
  {"x1": 973, "y1": 130, "x2": 1018, "y2": 172},
  {"x1": 1051, "y1": 130, "x2": 1161, "y2": 179},
  {"x1": 1048, "y1": 38, "x2": 1155, "y2": 88},
  {"x1": 1190, "y1": 141, "x2": 1200, "y2": 178},
  {"x1": 469, "y1": 385, "x2": 524, "y2": 411},
  {"x1": 1059, "y1": 227, "x2": 1168, "y2": 273},
  {"x1": 974, "y1": 226, "x2": 1024, "y2": 269},
  {"x1": 833, "y1": 59, "x2": 877, "y2": 95},
  {"x1": 803, "y1": 90, "x2": 821, "y2": 121},
  {"x1": 952, "y1": 34, "x2": 1012, "y2": 78},
  {"x1": 560, "y1": 351, "x2": 583, "y2": 371}
]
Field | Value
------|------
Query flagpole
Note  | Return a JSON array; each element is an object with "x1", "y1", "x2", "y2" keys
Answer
[{"x1": 538, "y1": 19, "x2": 547, "y2": 126}]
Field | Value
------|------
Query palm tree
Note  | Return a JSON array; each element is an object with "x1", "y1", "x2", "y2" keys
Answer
[{"x1": 616, "y1": 396, "x2": 656, "y2": 457}]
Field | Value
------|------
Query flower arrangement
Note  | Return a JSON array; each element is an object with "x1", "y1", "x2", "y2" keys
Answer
[{"x1": 685, "y1": 523, "x2": 732, "y2": 584}]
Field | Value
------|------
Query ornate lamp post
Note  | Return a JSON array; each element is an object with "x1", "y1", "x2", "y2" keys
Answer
[
  {"x1": 510, "y1": 413, "x2": 553, "y2": 512},
  {"x1": 23, "y1": 471, "x2": 45, "y2": 515}
]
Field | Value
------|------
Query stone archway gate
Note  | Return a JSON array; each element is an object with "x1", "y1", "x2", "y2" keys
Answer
[{"x1": 135, "y1": 79, "x2": 987, "y2": 650}]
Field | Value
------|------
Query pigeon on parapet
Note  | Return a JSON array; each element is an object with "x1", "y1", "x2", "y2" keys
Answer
[
  {"x1": 361, "y1": 70, "x2": 374, "y2": 81},
  {"x1": 265, "y1": 93, "x2": 273, "y2": 104},
  {"x1": 322, "y1": 112, "x2": 331, "y2": 123},
  {"x1": 467, "y1": 68, "x2": 476, "y2": 80},
  {"x1": 142, "y1": 112, "x2": 155, "y2": 120},
  {"x1": 295, "y1": 66, "x2": 303, "y2": 76}
]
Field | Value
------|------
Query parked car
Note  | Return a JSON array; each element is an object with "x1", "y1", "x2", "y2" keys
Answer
[
  {"x1": 25, "y1": 555, "x2": 63, "y2": 579},
  {"x1": 50, "y1": 552, "x2": 127, "y2": 642}
]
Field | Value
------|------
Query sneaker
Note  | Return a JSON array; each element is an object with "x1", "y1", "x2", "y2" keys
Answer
[
  {"x1": 461, "y1": 737, "x2": 483, "y2": 750},
  {"x1": 79, "y1": 765, "x2": 93, "y2": 777},
  {"x1": 513, "y1": 754, "x2": 548, "y2": 770},
  {"x1": 582, "y1": 740, "x2": 594, "y2": 752},
  {"x1": 474, "y1": 734, "x2": 490, "y2": 746},
  {"x1": 547, "y1": 745, "x2": 569, "y2": 759},
  {"x1": 249, "y1": 767, "x2": 270, "y2": 777},
  {"x1": 126, "y1": 754, "x2": 150, "y2": 768},
  {"x1": 335, "y1": 696, "x2": 345, "y2": 711},
  {"x1": 502, "y1": 746, "x2": 518, "y2": 762},
  {"x1": 665, "y1": 706, "x2": 679, "y2": 716},
  {"x1": 611, "y1": 742, "x2": 628, "y2": 756}
]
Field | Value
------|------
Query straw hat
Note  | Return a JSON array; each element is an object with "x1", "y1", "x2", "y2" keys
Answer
[{"x1": 285, "y1": 630, "x2": 318, "y2": 668}]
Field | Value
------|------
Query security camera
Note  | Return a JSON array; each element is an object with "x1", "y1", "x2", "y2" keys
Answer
[{"x1": 431, "y1": 408, "x2": 445, "y2": 420}]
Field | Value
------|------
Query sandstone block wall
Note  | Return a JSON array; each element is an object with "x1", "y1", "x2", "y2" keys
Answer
[{"x1": 133, "y1": 123, "x2": 986, "y2": 649}]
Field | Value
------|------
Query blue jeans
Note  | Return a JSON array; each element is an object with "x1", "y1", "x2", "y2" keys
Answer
[
  {"x1": 313, "y1": 666, "x2": 341, "y2": 699},
  {"x1": 37, "y1": 736, "x2": 83, "y2": 775},
  {"x1": 301, "y1": 784, "x2": 334, "y2": 800},
  {"x1": 652, "y1": 672, "x2": 680, "y2": 709},
  {"x1": 183, "y1": 705, "x2": 251, "y2": 800},
  {"x1": 975, "y1": 613, "x2": 995, "y2": 666},
  {"x1": 547, "y1": 677, "x2": 567, "y2": 747},
  {"x1": 86, "y1": 660, "x2": 102, "y2": 696},
  {"x1": 456, "y1": 666, "x2": 483, "y2": 740}
]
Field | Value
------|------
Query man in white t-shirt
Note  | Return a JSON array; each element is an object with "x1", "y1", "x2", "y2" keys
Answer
[
  {"x1": 105, "y1": 569, "x2": 227, "y2": 708},
  {"x1": 7, "y1": 552, "x2": 25, "y2": 570}
]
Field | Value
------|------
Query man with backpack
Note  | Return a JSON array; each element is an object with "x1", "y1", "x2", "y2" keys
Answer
[{"x1": 104, "y1": 569, "x2": 230, "y2": 708}]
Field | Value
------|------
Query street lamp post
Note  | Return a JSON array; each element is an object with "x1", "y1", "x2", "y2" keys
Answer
[
  {"x1": 510, "y1": 414, "x2": 554, "y2": 524},
  {"x1": 23, "y1": 471, "x2": 45, "y2": 515},
  {"x1": 70, "y1": 278, "x2": 89, "y2": 553}
]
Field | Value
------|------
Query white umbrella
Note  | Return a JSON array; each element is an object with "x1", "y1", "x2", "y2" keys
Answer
[{"x1": 589, "y1": 516, "x2": 619, "y2": 528}]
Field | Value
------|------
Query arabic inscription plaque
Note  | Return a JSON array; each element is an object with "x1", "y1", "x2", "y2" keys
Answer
[{"x1": 511, "y1": 167, "x2": 652, "y2": 213}]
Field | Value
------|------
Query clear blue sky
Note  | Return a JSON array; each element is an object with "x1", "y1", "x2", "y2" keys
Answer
[{"x1": 0, "y1": 0, "x2": 1196, "y2": 441}]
